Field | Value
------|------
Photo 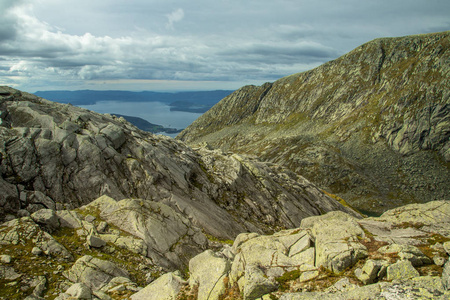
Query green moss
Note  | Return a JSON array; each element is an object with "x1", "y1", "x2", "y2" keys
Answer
[
  {"x1": 204, "y1": 233, "x2": 234, "y2": 245},
  {"x1": 427, "y1": 233, "x2": 450, "y2": 245},
  {"x1": 275, "y1": 269, "x2": 301, "y2": 291}
]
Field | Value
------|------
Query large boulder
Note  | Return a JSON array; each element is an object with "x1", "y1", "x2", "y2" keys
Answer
[
  {"x1": 386, "y1": 260, "x2": 420, "y2": 281},
  {"x1": 82, "y1": 195, "x2": 209, "y2": 269},
  {"x1": 188, "y1": 250, "x2": 231, "y2": 300},
  {"x1": 63, "y1": 255, "x2": 129, "y2": 291},
  {"x1": 130, "y1": 271, "x2": 186, "y2": 300},
  {"x1": 301, "y1": 211, "x2": 368, "y2": 273},
  {"x1": 443, "y1": 259, "x2": 450, "y2": 290},
  {"x1": 229, "y1": 229, "x2": 315, "y2": 285}
]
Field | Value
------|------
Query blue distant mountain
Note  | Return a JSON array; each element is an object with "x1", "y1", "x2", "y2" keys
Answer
[{"x1": 34, "y1": 90, "x2": 234, "y2": 113}]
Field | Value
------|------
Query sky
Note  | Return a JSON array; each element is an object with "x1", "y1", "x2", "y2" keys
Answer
[{"x1": 0, "y1": 0, "x2": 449, "y2": 93}]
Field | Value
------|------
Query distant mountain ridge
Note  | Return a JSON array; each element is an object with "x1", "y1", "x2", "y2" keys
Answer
[
  {"x1": 111, "y1": 114, "x2": 182, "y2": 134},
  {"x1": 34, "y1": 89, "x2": 233, "y2": 113},
  {"x1": 178, "y1": 31, "x2": 450, "y2": 215}
]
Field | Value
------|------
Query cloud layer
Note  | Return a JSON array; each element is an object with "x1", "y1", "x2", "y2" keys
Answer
[{"x1": 0, "y1": 0, "x2": 449, "y2": 92}]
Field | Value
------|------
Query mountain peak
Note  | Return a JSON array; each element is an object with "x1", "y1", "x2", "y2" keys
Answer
[{"x1": 178, "y1": 31, "x2": 450, "y2": 215}]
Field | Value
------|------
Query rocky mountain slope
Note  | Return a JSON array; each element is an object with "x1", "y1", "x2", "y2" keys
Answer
[
  {"x1": 0, "y1": 85, "x2": 361, "y2": 296},
  {"x1": 178, "y1": 31, "x2": 450, "y2": 215},
  {"x1": 0, "y1": 86, "x2": 355, "y2": 234}
]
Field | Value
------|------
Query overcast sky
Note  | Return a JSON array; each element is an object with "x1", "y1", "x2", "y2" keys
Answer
[{"x1": 1, "y1": 0, "x2": 449, "y2": 92}]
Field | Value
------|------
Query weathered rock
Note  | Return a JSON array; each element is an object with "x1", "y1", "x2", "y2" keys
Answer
[
  {"x1": 55, "y1": 283, "x2": 93, "y2": 300},
  {"x1": 281, "y1": 275, "x2": 450, "y2": 299},
  {"x1": 378, "y1": 244, "x2": 431, "y2": 267},
  {"x1": 243, "y1": 265, "x2": 278, "y2": 300},
  {"x1": 0, "y1": 255, "x2": 12, "y2": 264},
  {"x1": 444, "y1": 241, "x2": 450, "y2": 255},
  {"x1": 301, "y1": 211, "x2": 368, "y2": 273},
  {"x1": 229, "y1": 229, "x2": 315, "y2": 286},
  {"x1": 0, "y1": 265, "x2": 21, "y2": 280},
  {"x1": 189, "y1": 250, "x2": 231, "y2": 300},
  {"x1": 86, "y1": 234, "x2": 106, "y2": 248},
  {"x1": 83, "y1": 196, "x2": 208, "y2": 269},
  {"x1": 101, "y1": 276, "x2": 139, "y2": 293},
  {"x1": 32, "y1": 247, "x2": 43, "y2": 256},
  {"x1": 130, "y1": 271, "x2": 186, "y2": 300},
  {"x1": 63, "y1": 255, "x2": 129, "y2": 291},
  {"x1": 326, "y1": 277, "x2": 358, "y2": 293},
  {"x1": 443, "y1": 259, "x2": 450, "y2": 290},
  {"x1": 66, "y1": 283, "x2": 92, "y2": 299},
  {"x1": 100, "y1": 234, "x2": 147, "y2": 256},
  {"x1": 434, "y1": 256, "x2": 446, "y2": 267},
  {"x1": 299, "y1": 270, "x2": 319, "y2": 283},
  {"x1": 373, "y1": 201, "x2": 450, "y2": 238},
  {"x1": 31, "y1": 209, "x2": 60, "y2": 232},
  {"x1": 56, "y1": 210, "x2": 83, "y2": 229},
  {"x1": 386, "y1": 260, "x2": 419, "y2": 281},
  {"x1": 32, "y1": 275, "x2": 47, "y2": 297}
]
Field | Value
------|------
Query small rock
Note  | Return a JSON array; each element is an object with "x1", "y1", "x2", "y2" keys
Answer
[
  {"x1": 97, "y1": 221, "x2": 108, "y2": 233},
  {"x1": 33, "y1": 276, "x2": 47, "y2": 297},
  {"x1": 31, "y1": 209, "x2": 60, "y2": 232},
  {"x1": 87, "y1": 235, "x2": 106, "y2": 248},
  {"x1": 85, "y1": 215, "x2": 96, "y2": 223},
  {"x1": 434, "y1": 256, "x2": 446, "y2": 267},
  {"x1": 443, "y1": 241, "x2": 450, "y2": 255},
  {"x1": 355, "y1": 259, "x2": 385, "y2": 285},
  {"x1": 1, "y1": 255, "x2": 12, "y2": 264},
  {"x1": 130, "y1": 272, "x2": 186, "y2": 300},
  {"x1": 299, "y1": 270, "x2": 319, "y2": 282},
  {"x1": 66, "y1": 282, "x2": 92, "y2": 299},
  {"x1": 327, "y1": 277, "x2": 358, "y2": 293},
  {"x1": 431, "y1": 242, "x2": 444, "y2": 251},
  {"x1": 32, "y1": 247, "x2": 43, "y2": 256},
  {"x1": 0, "y1": 265, "x2": 22, "y2": 280}
]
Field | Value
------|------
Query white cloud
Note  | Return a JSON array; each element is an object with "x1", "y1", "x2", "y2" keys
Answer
[{"x1": 166, "y1": 8, "x2": 184, "y2": 30}]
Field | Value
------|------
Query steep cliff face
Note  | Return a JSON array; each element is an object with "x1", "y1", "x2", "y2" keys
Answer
[
  {"x1": 0, "y1": 86, "x2": 355, "y2": 237},
  {"x1": 178, "y1": 31, "x2": 450, "y2": 215}
]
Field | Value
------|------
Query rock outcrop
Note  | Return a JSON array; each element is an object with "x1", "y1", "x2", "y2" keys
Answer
[
  {"x1": 170, "y1": 200, "x2": 450, "y2": 300},
  {"x1": 178, "y1": 31, "x2": 450, "y2": 215},
  {"x1": 0, "y1": 192, "x2": 448, "y2": 299},
  {"x1": 0, "y1": 86, "x2": 355, "y2": 237}
]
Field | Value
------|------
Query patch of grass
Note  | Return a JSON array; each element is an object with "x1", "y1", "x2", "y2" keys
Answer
[
  {"x1": 218, "y1": 277, "x2": 242, "y2": 300},
  {"x1": 322, "y1": 190, "x2": 362, "y2": 215},
  {"x1": 176, "y1": 283, "x2": 198, "y2": 300},
  {"x1": 204, "y1": 233, "x2": 234, "y2": 246},
  {"x1": 392, "y1": 222, "x2": 425, "y2": 230},
  {"x1": 426, "y1": 233, "x2": 450, "y2": 245}
]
